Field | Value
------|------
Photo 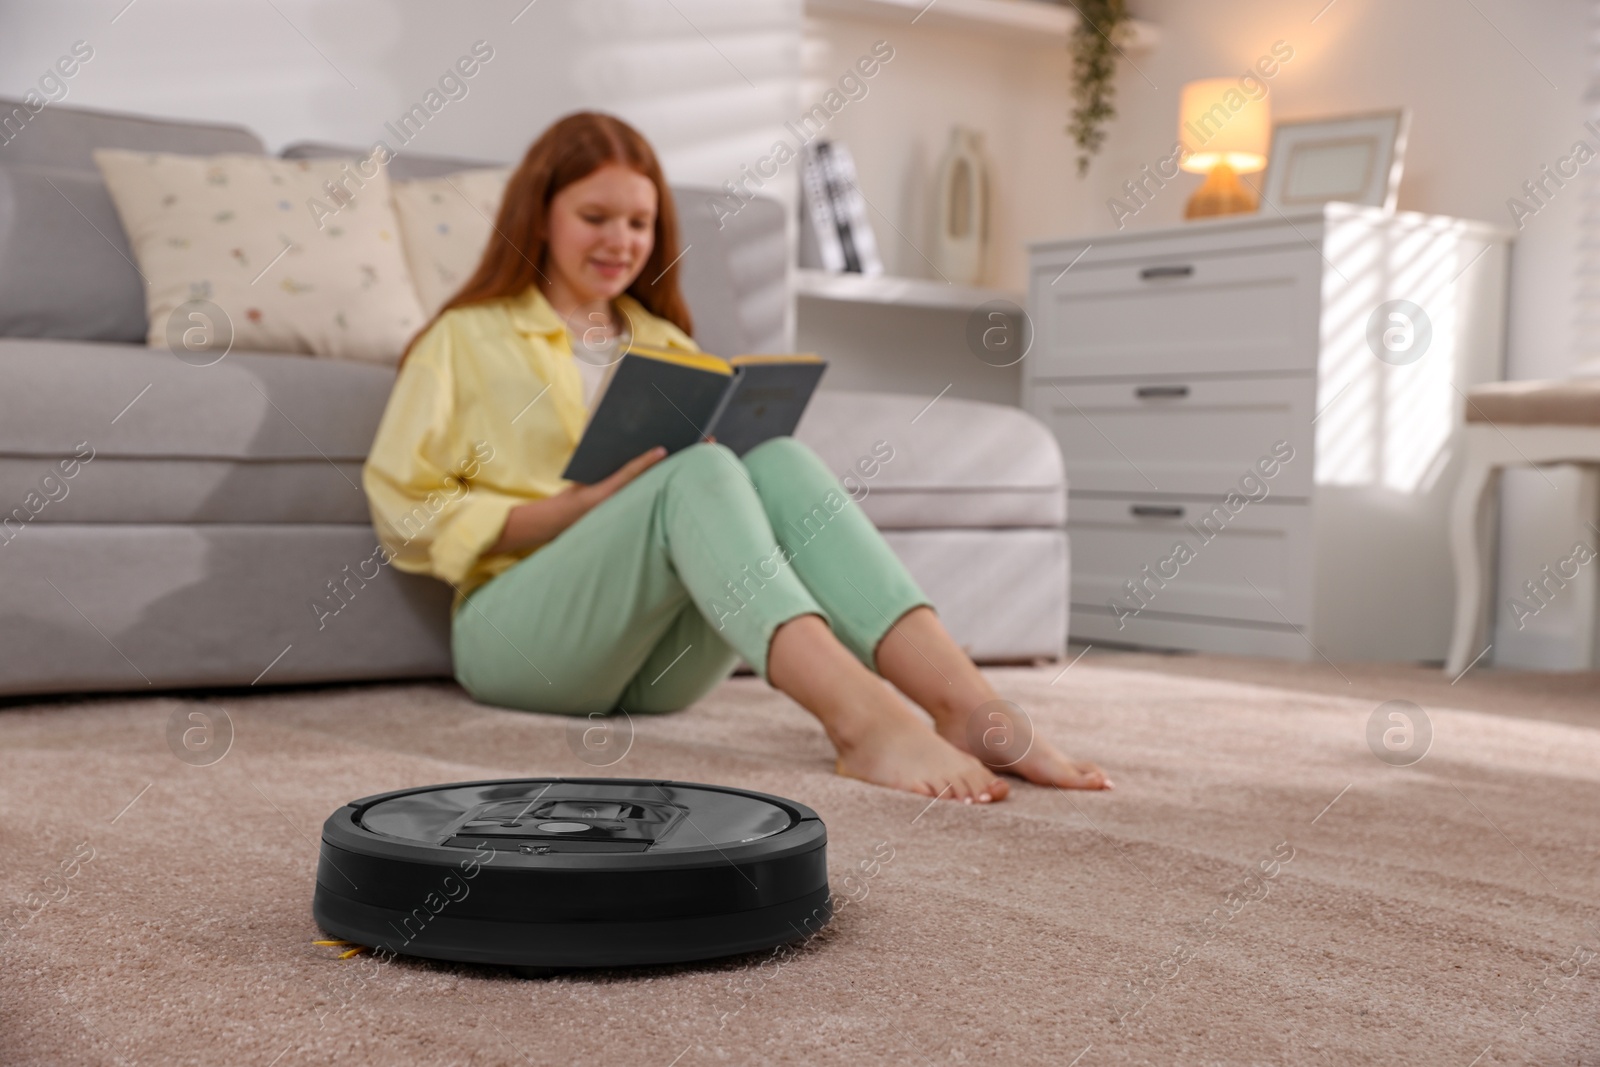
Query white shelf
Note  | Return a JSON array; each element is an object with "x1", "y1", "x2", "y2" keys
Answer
[
  {"x1": 803, "y1": 0, "x2": 1159, "y2": 49},
  {"x1": 794, "y1": 268, "x2": 1022, "y2": 312}
]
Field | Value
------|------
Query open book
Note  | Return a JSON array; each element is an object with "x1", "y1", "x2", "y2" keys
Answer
[{"x1": 560, "y1": 345, "x2": 828, "y2": 484}]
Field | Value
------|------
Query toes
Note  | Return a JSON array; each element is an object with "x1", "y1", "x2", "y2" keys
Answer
[
  {"x1": 923, "y1": 770, "x2": 1009, "y2": 805},
  {"x1": 1081, "y1": 762, "x2": 1114, "y2": 790},
  {"x1": 1060, "y1": 762, "x2": 1111, "y2": 790},
  {"x1": 966, "y1": 769, "x2": 1006, "y2": 804},
  {"x1": 938, "y1": 769, "x2": 984, "y2": 804},
  {"x1": 963, "y1": 765, "x2": 998, "y2": 803},
  {"x1": 1080, "y1": 762, "x2": 1112, "y2": 789}
]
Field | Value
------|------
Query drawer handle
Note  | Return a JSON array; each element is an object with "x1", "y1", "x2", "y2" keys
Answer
[
  {"x1": 1130, "y1": 505, "x2": 1185, "y2": 519},
  {"x1": 1139, "y1": 264, "x2": 1194, "y2": 280},
  {"x1": 1135, "y1": 384, "x2": 1190, "y2": 399}
]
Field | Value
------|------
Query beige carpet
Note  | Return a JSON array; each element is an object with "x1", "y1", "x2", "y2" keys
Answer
[{"x1": 1, "y1": 661, "x2": 1596, "y2": 1066}]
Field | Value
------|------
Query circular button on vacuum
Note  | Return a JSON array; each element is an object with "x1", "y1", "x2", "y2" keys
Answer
[{"x1": 537, "y1": 821, "x2": 590, "y2": 833}]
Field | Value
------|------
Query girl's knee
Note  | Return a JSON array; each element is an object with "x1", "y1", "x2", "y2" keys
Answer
[
  {"x1": 744, "y1": 437, "x2": 842, "y2": 502},
  {"x1": 682, "y1": 440, "x2": 740, "y2": 465},
  {"x1": 658, "y1": 442, "x2": 765, "y2": 514},
  {"x1": 743, "y1": 436, "x2": 830, "y2": 483},
  {"x1": 743, "y1": 435, "x2": 810, "y2": 466},
  {"x1": 665, "y1": 441, "x2": 742, "y2": 486}
]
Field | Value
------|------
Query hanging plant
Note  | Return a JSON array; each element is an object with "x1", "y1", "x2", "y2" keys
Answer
[{"x1": 1067, "y1": 0, "x2": 1130, "y2": 177}]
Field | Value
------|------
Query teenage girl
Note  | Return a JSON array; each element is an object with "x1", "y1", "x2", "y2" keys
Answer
[{"x1": 363, "y1": 112, "x2": 1110, "y2": 803}]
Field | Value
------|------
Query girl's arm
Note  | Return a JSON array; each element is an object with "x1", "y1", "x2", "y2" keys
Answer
[{"x1": 488, "y1": 445, "x2": 666, "y2": 554}]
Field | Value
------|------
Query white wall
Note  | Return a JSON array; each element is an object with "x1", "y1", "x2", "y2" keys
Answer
[
  {"x1": 0, "y1": 0, "x2": 801, "y2": 192},
  {"x1": 792, "y1": 12, "x2": 1082, "y2": 405},
  {"x1": 0, "y1": 0, "x2": 806, "y2": 442},
  {"x1": 799, "y1": 12, "x2": 1081, "y2": 293}
]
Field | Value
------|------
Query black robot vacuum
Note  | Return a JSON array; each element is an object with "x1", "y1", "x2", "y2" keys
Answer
[{"x1": 313, "y1": 778, "x2": 831, "y2": 973}]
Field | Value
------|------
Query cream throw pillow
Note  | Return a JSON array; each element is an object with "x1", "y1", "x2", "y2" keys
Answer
[
  {"x1": 94, "y1": 149, "x2": 426, "y2": 364},
  {"x1": 391, "y1": 168, "x2": 511, "y2": 316}
]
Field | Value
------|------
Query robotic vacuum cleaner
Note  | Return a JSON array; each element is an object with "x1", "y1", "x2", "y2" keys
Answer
[{"x1": 313, "y1": 778, "x2": 831, "y2": 972}]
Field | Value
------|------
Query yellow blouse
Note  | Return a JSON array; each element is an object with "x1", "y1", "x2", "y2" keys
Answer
[{"x1": 362, "y1": 286, "x2": 699, "y2": 610}]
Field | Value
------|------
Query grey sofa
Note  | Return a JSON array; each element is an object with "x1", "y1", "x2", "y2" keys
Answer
[{"x1": 0, "y1": 99, "x2": 1070, "y2": 698}]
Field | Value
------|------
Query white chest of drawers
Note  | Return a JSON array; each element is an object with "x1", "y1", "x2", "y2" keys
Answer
[{"x1": 1026, "y1": 204, "x2": 1512, "y2": 662}]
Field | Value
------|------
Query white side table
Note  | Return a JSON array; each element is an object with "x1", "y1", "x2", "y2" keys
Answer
[{"x1": 1446, "y1": 381, "x2": 1600, "y2": 674}]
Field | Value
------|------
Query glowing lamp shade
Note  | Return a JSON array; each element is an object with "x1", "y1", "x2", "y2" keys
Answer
[
  {"x1": 1177, "y1": 77, "x2": 1270, "y2": 218},
  {"x1": 1178, "y1": 77, "x2": 1270, "y2": 173}
]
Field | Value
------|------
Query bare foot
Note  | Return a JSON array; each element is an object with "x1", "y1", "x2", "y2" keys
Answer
[
  {"x1": 766, "y1": 613, "x2": 1009, "y2": 804},
  {"x1": 937, "y1": 699, "x2": 1113, "y2": 791},
  {"x1": 833, "y1": 704, "x2": 1010, "y2": 804}
]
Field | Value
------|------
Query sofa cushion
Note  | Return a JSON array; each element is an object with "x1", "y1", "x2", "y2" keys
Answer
[
  {"x1": 389, "y1": 167, "x2": 511, "y2": 315},
  {"x1": 0, "y1": 523, "x2": 453, "y2": 696},
  {"x1": 0, "y1": 163, "x2": 147, "y2": 341},
  {"x1": 0, "y1": 338, "x2": 387, "y2": 527},
  {"x1": 283, "y1": 144, "x2": 518, "y2": 317},
  {"x1": 0, "y1": 97, "x2": 265, "y2": 172},
  {"x1": 94, "y1": 149, "x2": 427, "y2": 364},
  {"x1": 0, "y1": 523, "x2": 1056, "y2": 697},
  {"x1": 0, "y1": 455, "x2": 368, "y2": 526},
  {"x1": 0, "y1": 337, "x2": 393, "y2": 461},
  {"x1": 280, "y1": 141, "x2": 500, "y2": 182},
  {"x1": 0, "y1": 99, "x2": 267, "y2": 344},
  {"x1": 796, "y1": 391, "x2": 1066, "y2": 529},
  {"x1": 2, "y1": 339, "x2": 1063, "y2": 530},
  {"x1": 279, "y1": 142, "x2": 788, "y2": 359}
]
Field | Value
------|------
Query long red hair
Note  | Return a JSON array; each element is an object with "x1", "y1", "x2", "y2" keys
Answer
[{"x1": 399, "y1": 111, "x2": 692, "y2": 365}]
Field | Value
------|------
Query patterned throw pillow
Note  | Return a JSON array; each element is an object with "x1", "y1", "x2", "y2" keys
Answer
[
  {"x1": 390, "y1": 168, "x2": 511, "y2": 316},
  {"x1": 94, "y1": 149, "x2": 426, "y2": 364}
]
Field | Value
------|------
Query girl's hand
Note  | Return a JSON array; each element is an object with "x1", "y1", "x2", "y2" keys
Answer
[
  {"x1": 572, "y1": 445, "x2": 667, "y2": 510},
  {"x1": 487, "y1": 446, "x2": 667, "y2": 555}
]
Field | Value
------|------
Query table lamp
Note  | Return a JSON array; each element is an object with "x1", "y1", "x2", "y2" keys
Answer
[{"x1": 1178, "y1": 77, "x2": 1270, "y2": 218}]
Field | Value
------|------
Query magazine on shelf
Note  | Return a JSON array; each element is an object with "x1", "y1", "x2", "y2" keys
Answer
[{"x1": 798, "y1": 140, "x2": 883, "y2": 275}]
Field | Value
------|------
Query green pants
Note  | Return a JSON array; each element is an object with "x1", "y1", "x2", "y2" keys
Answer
[{"x1": 451, "y1": 437, "x2": 930, "y2": 715}]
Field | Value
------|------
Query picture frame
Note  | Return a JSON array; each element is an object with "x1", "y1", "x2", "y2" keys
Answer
[{"x1": 1258, "y1": 109, "x2": 1409, "y2": 213}]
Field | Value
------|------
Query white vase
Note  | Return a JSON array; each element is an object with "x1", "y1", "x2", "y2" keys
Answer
[{"x1": 931, "y1": 127, "x2": 988, "y2": 286}]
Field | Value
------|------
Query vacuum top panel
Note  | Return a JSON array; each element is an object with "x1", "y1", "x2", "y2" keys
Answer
[{"x1": 358, "y1": 779, "x2": 797, "y2": 855}]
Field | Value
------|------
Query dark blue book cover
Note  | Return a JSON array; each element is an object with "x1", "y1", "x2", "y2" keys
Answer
[{"x1": 561, "y1": 347, "x2": 826, "y2": 484}]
